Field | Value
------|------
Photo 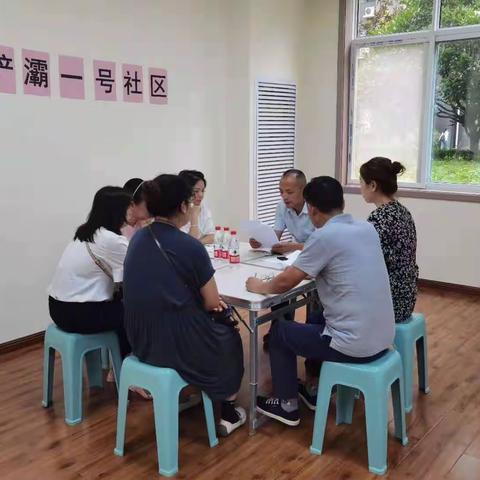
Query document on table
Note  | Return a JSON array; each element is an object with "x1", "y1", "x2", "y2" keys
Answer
[
  {"x1": 240, "y1": 220, "x2": 278, "y2": 250},
  {"x1": 243, "y1": 249, "x2": 301, "y2": 271}
]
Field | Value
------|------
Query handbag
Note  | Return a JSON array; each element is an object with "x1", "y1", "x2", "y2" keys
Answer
[{"x1": 148, "y1": 225, "x2": 251, "y2": 331}]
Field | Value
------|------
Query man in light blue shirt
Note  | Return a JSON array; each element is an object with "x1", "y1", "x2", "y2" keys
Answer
[
  {"x1": 246, "y1": 176, "x2": 394, "y2": 427},
  {"x1": 250, "y1": 169, "x2": 315, "y2": 254}
]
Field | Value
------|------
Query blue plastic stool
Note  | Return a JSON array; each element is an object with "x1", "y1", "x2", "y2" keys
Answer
[
  {"x1": 101, "y1": 347, "x2": 110, "y2": 370},
  {"x1": 42, "y1": 324, "x2": 122, "y2": 425},
  {"x1": 114, "y1": 356, "x2": 218, "y2": 477},
  {"x1": 394, "y1": 313, "x2": 430, "y2": 413},
  {"x1": 310, "y1": 349, "x2": 408, "y2": 476}
]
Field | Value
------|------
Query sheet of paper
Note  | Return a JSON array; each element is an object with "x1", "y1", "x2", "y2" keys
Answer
[
  {"x1": 243, "y1": 249, "x2": 301, "y2": 271},
  {"x1": 240, "y1": 220, "x2": 278, "y2": 249}
]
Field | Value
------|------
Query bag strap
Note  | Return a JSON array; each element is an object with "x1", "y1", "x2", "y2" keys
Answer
[
  {"x1": 148, "y1": 225, "x2": 194, "y2": 292},
  {"x1": 149, "y1": 225, "x2": 253, "y2": 333},
  {"x1": 86, "y1": 243, "x2": 114, "y2": 281}
]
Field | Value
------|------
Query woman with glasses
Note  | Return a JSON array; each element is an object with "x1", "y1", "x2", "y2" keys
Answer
[
  {"x1": 123, "y1": 174, "x2": 245, "y2": 435},
  {"x1": 178, "y1": 170, "x2": 215, "y2": 244}
]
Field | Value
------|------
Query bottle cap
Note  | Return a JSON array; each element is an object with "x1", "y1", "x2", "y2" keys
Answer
[
  {"x1": 231, "y1": 230, "x2": 237, "y2": 235},
  {"x1": 224, "y1": 227, "x2": 230, "y2": 231},
  {"x1": 215, "y1": 226, "x2": 221, "y2": 230}
]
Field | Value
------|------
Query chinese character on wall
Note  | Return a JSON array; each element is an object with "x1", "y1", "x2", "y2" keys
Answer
[
  {"x1": 0, "y1": 45, "x2": 16, "y2": 94},
  {"x1": 149, "y1": 68, "x2": 168, "y2": 105},
  {"x1": 122, "y1": 64, "x2": 143, "y2": 103},
  {"x1": 23, "y1": 49, "x2": 50, "y2": 96},
  {"x1": 59, "y1": 55, "x2": 85, "y2": 100},
  {"x1": 94, "y1": 60, "x2": 116, "y2": 101}
]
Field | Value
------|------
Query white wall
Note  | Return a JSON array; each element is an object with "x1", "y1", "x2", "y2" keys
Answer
[
  {"x1": 0, "y1": 0, "x2": 231, "y2": 343},
  {"x1": 0, "y1": 0, "x2": 308, "y2": 343},
  {"x1": 296, "y1": 0, "x2": 480, "y2": 288},
  {"x1": 225, "y1": 0, "x2": 307, "y2": 227}
]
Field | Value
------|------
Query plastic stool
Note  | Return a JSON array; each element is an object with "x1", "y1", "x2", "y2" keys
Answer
[
  {"x1": 114, "y1": 356, "x2": 218, "y2": 477},
  {"x1": 394, "y1": 313, "x2": 430, "y2": 413},
  {"x1": 310, "y1": 349, "x2": 408, "y2": 475},
  {"x1": 42, "y1": 324, "x2": 122, "y2": 425}
]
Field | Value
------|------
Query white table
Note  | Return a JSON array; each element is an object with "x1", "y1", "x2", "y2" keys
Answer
[{"x1": 211, "y1": 244, "x2": 316, "y2": 434}]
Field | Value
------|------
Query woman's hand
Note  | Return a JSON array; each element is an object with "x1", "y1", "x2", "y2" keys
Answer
[
  {"x1": 246, "y1": 277, "x2": 266, "y2": 294},
  {"x1": 189, "y1": 204, "x2": 201, "y2": 224},
  {"x1": 212, "y1": 299, "x2": 228, "y2": 312},
  {"x1": 249, "y1": 238, "x2": 262, "y2": 249}
]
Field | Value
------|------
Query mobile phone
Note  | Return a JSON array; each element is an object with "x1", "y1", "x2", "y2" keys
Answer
[{"x1": 277, "y1": 256, "x2": 288, "y2": 261}]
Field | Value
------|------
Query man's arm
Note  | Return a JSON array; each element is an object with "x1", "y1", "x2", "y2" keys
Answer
[
  {"x1": 271, "y1": 241, "x2": 303, "y2": 254},
  {"x1": 245, "y1": 266, "x2": 307, "y2": 295}
]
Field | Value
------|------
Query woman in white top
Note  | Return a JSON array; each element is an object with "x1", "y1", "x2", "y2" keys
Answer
[
  {"x1": 178, "y1": 170, "x2": 215, "y2": 244},
  {"x1": 121, "y1": 178, "x2": 151, "y2": 240},
  {"x1": 48, "y1": 186, "x2": 131, "y2": 358}
]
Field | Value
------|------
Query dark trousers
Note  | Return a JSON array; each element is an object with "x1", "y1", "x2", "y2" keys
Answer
[
  {"x1": 48, "y1": 296, "x2": 131, "y2": 359},
  {"x1": 269, "y1": 311, "x2": 387, "y2": 399},
  {"x1": 271, "y1": 300, "x2": 295, "y2": 322}
]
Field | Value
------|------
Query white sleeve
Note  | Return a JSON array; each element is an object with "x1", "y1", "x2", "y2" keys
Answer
[
  {"x1": 104, "y1": 235, "x2": 129, "y2": 282},
  {"x1": 200, "y1": 205, "x2": 215, "y2": 235}
]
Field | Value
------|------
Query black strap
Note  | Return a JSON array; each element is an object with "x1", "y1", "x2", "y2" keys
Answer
[
  {"x1": 148, "y1": 225, "x2": 194, "y2": 292},
  {"x1": 148, "y1": 225, "x2": 252, "y2": 333}
]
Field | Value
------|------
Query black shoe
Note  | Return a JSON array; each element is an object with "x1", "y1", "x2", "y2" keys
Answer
[
  {"x1": 217, "y1": 406, "x2": 246, "y2": 437},
  {"x1": 298, "y1": 383, "x2": 317, "y2": 411},
  {"x1": 256, "y1": 396, "x2": 300, "y2": 426}
]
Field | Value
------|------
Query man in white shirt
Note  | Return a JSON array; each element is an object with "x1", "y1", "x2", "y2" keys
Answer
[{"x1": 250, "y1": 169, "x2": 315, "y2": 254}]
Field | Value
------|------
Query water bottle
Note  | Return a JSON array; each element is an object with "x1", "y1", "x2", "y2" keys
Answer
[
  {"x1": 229, "y1": 230, "x2": 240, "y2": 264},
  {"x1": 214, "y1": 226, "x2": 222, "y2": 258},
  {"x1": 221, "y1": 227, "x2": 231, "y2": 259}
]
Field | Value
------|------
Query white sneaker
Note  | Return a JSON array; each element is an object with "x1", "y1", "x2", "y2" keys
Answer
[{"x1": 217, "y1": 406, "x2": 247, "y2": 437}]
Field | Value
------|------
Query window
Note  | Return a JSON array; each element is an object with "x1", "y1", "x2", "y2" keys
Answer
[{"x1": 346, "y1": 0, "x2": 480, "y2": 193}]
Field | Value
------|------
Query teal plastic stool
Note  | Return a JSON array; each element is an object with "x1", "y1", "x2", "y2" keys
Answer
[
  {"x1": 42, "y1": 324, "x2": 122, "y2": 425},
  {"x1": 310, "y1": 349, "x2": 408, "y2": 475},
  {"x1": 394, "y1": 313, "x2": 430, "y2": 413},
  {"x1": 114, "y1": 356, "x2": 218, "y2": 477}
]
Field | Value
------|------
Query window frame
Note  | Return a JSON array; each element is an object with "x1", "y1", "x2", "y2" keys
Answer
[{"x1": 338, "y1": 0, "x2": 480, "y2": 202}]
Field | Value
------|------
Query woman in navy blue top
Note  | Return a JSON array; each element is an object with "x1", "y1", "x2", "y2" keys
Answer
[{"x1": 123, "y1": 174, "x2": 245, "y2": 436}]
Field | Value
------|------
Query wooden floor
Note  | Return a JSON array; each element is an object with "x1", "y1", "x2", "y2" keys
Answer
[{"x1": 1, "y1": 286, "x2": 480, "y2": 479}]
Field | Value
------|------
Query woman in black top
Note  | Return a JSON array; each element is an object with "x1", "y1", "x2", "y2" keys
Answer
[
  {"x1": 360, "y1": 157, "x2": 419, "y2": 323},
  {"x1": 123, "y1": 174, "x2": 245, "y2": 436}
]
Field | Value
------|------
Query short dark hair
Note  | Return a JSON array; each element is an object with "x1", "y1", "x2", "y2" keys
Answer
[
  {"x1": 123, "y1": 178, "x2": 144, "y2": 205},
  {"x1": 74, "y1": 186, "x2": 131, "y2": 242},
  {"x1": 303, "y1": 176, "x2": 344, "y2": 213},
  {"x1": 282, "y1": 168, "x2": 307, "y2": 185},
  {"x1": 143, "y1": 174, "x2": 192, "y2": 217},
  {"x1": 178, "y1": 170, "x2": 207, "y2": 189},
  {"x1": 360, "y1": 157, "x2": 405, "y2": 195}
]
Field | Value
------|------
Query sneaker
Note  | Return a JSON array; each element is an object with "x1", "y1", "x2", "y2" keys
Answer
[
  {"x1": 256, "y1": 396, "x2": 300, "y2": 426},
  {"x1": 218, "y1": 406, "x2": 247, "y2": 437},
  {"x1": 298, "y1": 383, "x2": 317, "y2": 411}
]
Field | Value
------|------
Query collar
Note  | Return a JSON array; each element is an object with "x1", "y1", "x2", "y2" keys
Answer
[
  {"x1": 323, "y1": 213, "x2": 353, "y2": 227},
  {"x1": 287, "y1": 202, "x2": 309, "y2": 216}
]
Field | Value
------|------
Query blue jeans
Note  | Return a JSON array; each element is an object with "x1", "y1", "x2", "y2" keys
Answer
[{"x1": 268, "y1": 311, "x2": 387, "y2": 399}]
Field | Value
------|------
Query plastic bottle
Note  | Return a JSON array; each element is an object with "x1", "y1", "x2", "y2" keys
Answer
[
  {"x1": 213, "y1": 226, "x2": 223, "y2": 258},
  {"x1": 229, "y1": 230, "x2": 240, "y2": 264},
  {"x1": 221, "y1": 227, "x2": 231, "y2": 259}
]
